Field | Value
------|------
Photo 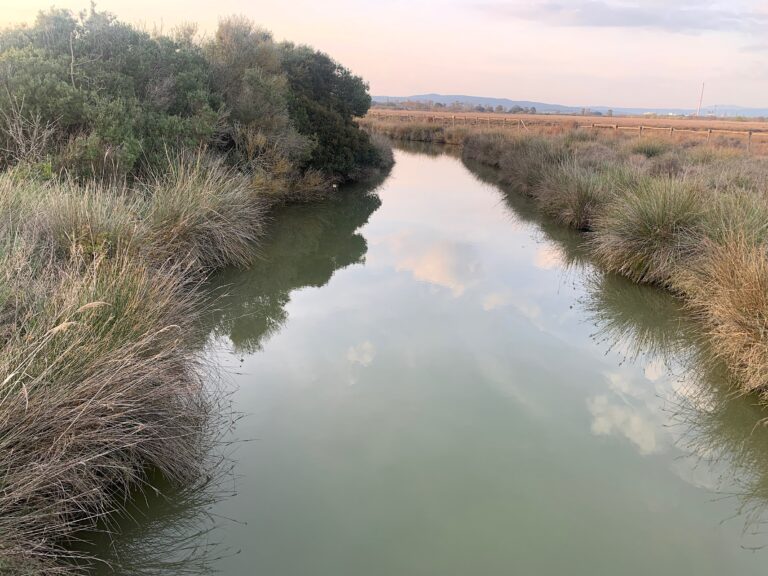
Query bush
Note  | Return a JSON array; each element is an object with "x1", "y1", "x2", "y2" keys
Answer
[{"x1": 0, "y1": 8, "x2": 386, "y2": 181}]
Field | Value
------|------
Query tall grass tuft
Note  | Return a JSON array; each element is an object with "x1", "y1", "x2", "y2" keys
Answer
[
  {"x1": 677, "y1": 236, "x2": 768, "y2": 395},
  {"x1": 143, "y1": 152, "x2": 268, "y2": 270},
  {"x1": 630, "y1": 137, "x2": 670, "y2": 158},
  {"x1": 533, "y1": 160, "x2": 614, "y2": 230},
  {"x1": 591, "y1": 177, "x2": 706, "y2": 285},
  {"x1": 0, "y1": 247, "x2": 212, "y2": 571}
]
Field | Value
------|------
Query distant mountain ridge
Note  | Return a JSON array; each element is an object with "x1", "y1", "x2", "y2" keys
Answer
[{"x1": 373, "y1": 93, "x2": 768, "y2": 118}]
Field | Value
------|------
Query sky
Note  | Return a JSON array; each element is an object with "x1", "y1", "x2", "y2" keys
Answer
[{"x1": 1, "y1": 0, "x2": 766, "y2": 108}]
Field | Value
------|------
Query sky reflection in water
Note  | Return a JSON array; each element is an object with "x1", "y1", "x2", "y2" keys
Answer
[{"x1": 92, "y1": 147, "x2": 768, "y2": 575}]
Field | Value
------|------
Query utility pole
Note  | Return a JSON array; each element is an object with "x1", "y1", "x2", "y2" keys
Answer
[{"x1": 696, "y1": 82, "x2": 705, "y2": 117}]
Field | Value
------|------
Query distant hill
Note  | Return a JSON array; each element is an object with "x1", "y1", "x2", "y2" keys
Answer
[
  {"x1": 373, "y1": 94, "x2": 768, "y2": 118},
  {"x1": 374, "y1": 94, "x2": 576, "y2": 113}
]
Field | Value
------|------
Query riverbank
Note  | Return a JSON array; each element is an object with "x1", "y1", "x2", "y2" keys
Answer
[
  {"x1": 0, "y1": 9, "x2": 392, "y2": 574},
  {"x1": 0, "y1": 151, "x2": 391, "y2": 575},
  {"x1": 360, "y1": 116, "x2": 768, "y2": 401}
]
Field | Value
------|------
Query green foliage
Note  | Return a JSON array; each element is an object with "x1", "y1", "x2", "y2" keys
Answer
[
  {"x1": 0, "y1": 7, "x2": 218, "y2": 177},
  {"x1": 0, "y1": 8, "x2": 385, "y2": 181},
  {"x1": 280, "y1": 43, "x2": 383, "y2": 178}
]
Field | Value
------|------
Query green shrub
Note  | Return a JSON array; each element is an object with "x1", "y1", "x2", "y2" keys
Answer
[{"x1": 630, "y1": 138, "x2": 670, "y2": 158}]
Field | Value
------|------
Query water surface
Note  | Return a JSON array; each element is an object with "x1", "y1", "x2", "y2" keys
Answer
[{"x1": 97, "y1": 147, "x2": 768, "y2": 575}]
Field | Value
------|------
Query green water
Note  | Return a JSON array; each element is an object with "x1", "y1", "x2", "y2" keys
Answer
[{"x1": 93, "y1": 147, "x2": 768, "y2": 574}]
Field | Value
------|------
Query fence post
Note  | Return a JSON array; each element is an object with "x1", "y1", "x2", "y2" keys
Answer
[
  {"x1": 669, "y1": 127, "x2": 674, "y2": 135},
  {"x1": 707, "y1": 128, "x2": 712, "y2": 144},
  {"x1": 748, "y1": 131, "x2": 753, "y2": 153},
  {"x1": 639, "y1": 126, "x2": 644, "y2": 135}
]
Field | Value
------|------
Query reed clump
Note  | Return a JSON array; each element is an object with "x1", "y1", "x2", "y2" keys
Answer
[
  {"x1": 676, "y1": 236, "x2": 768, "y2": 395},
  {"x1": 0, "y1": 258, "x2": 208, "y2": 558},
  {"x1": 0, "y1": 168, "x2": 213, "y2": 571}
]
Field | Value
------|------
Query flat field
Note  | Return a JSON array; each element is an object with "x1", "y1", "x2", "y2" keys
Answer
[
  {"x1": 368, "y1": 108, "x2": 768, "y2": 132},
  {"x1": 365, "y1": 109, "x2": 768, "y2": 155}
]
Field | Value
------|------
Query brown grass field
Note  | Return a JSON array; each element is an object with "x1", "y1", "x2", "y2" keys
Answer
[
  {"x1": 368, "y1": 108, "x2": 768, "y2": 131},
  {"x1": 366, "y1": 109, "x2": 768, "y2": 155}
]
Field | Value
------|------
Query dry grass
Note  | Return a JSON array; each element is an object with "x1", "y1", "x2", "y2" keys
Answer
[
  {"x1": 532, "y1": 160, "x2": 615, "y2": 230},
  {"x1": 368, "y1": 107, "x2": 768, "y2": 133},
  {"x1": 364, "y1": 110, "x2": 768, "y2": 156},
  {"x1": 142, "y1": 152, "x2": 268, "y2": 270},
  {"x1": 676, "y1": 236, "x2": 768, "y2": 396},
  {"x1": 0, "y1": 243, "x2": 211, "y2": 572},
  {"x1": 0, "y1": 151, "x2": 271, "y2": 573}
]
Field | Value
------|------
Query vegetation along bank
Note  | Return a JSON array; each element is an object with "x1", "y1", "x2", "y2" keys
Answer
[
  {"x1": 0, "y1": 8, "x2": 391, "y2": 574},
  {"x1": 360, "y1": 115, "x2": 768, "y2": 403}
]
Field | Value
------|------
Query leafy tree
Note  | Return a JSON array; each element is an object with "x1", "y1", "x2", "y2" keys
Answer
[
  {"x1": 0, "y1": 8, "x2": 384, "y2": 181},
  {"x1": 280, "y1": 43, "x2": 380, "y2": 179}
]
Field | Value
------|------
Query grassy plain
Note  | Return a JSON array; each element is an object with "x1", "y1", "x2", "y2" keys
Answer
[{"x1": 366, "y1": 109, "x2": 768, "y2": 155}]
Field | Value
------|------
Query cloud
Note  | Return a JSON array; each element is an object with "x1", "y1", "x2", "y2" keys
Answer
[
  {"x1": 347, "y1": 340, "x2": 376, "y2": 367},
  {"x1": 482, "y1": 291, "x2": 513, "y2": 311},
  {"x1": 475, "y1": 1, "x2": 768, "y2": 34},
  {"x1": 587, "y1": 394, "x2": 660, "y2": 455},
  {"x1": 393, "y1": 234, "x2": 482, "y2": 296}
]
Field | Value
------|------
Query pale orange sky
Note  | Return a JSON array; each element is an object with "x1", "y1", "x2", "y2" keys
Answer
[{"x1": 1, "y1": 0, "x2": 766, "y2": 109}]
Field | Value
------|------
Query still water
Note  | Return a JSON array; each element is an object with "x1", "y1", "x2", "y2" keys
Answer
[{"x1": 95, "y1": 147, "x2": 768, "y2": 574}]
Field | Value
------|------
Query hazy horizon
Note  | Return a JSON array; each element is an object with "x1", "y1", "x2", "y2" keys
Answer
[{"x1": 1, "y1": 0, "x2": 766, "y2": 109}]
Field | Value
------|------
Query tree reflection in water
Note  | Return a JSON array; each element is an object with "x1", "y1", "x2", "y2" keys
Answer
[
  {"x1": 205, "y1": 181, "x2": 384, "y2": 354},
  {"x1": 76, "y1": 177, "x2": 385, "y2": 575}
]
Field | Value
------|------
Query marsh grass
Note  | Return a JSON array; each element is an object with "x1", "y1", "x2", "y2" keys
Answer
[
  {"x1": 463, "y1": 133, "x2": 566, "y2": 193},
  {"x1": 591, "y1": 178, "x2": 706, "y2": 286},
  {"x1": 143, "y1": 152, "x2": 268, "y2": 270},
  {"x1": 676, "y1": 236, "x2": 768, "y2": 396},
  {"x1": 630, "y1": 137, "x2": 670, "y2": 158},
  {"x1": 533, "y1": 160, "x2": 614, "y2": 230},
  {"x1": 0, "y1": 247, "x2": 211, "y2": 572}
]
